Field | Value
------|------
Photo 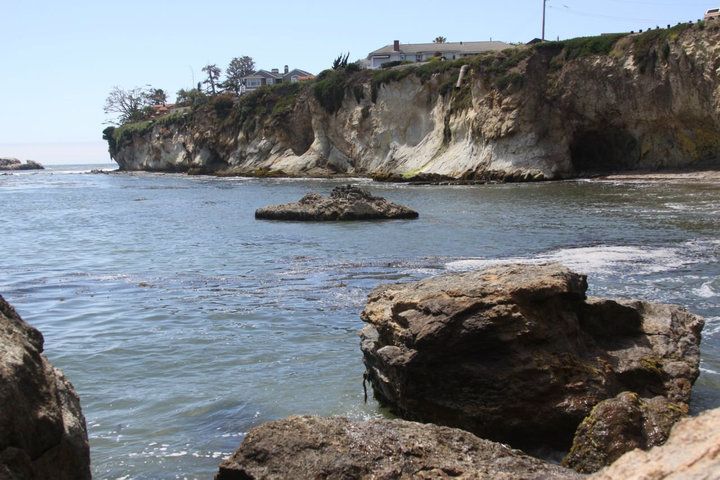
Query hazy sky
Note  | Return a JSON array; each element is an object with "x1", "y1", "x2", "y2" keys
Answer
[{"x1": 1, "y1": 0, "x2": 716, "y2": 164}]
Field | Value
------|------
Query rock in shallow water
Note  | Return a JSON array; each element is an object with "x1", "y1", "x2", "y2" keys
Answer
[
  {"x1": 0, "y1": 296, "x2": 91, "y2": 480},
  {"x1": 255, "y1": 185, "x2": 419, "y2": 221},
  {"x1": 359, "y1": 263, "x2": 703, "y2": 452},
  {"x1": 215, "y1": 416, "x2": 582, "y2": 480}
]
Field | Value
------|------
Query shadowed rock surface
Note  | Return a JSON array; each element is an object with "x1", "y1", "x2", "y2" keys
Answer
[
  {"x1": 0, "y1": 296, "x2": 91, "y2": 480},
  {"x1": 255, "y1": 185, "x2": 419, "y2": 221},
  {"x1": 360, "y1": 263, "x2": 703, "y2": 451},
  {"x1": 590, "y1": 406, "x2": 720, "y2": 480},
  {"x1": 563, "y1": 392, "x2": 687, "y2": 473},
  {"x1": 0, "y1": 158, "x2": 44, "y2": 171},
  {"x1": 215, "y1": 416, "x2": 583, "y2": 480}
]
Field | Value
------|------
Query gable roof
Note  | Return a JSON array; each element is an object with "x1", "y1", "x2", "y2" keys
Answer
[
  {"x1": 284, "y1": 68, "x2": 313, "y2": 78},
  {"x1": 244, "y1": 69, "x2": 282, "y2": 80},
  {"x1": 368, "y1": 41, "x2": 512, "y2": 57}
]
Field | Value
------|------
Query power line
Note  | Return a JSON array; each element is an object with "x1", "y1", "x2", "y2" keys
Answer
[{"x1": 548, "y1": 4, "x2": 667, "y2": 23}]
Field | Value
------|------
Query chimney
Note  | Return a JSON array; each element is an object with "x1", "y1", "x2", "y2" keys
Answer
[
  {"x1": 284, "y1": 65, "x2": 289, "y2": 74},
  {"x1": 393, "y1": 40, "x2": 400, "y2": 51},
  {"x1": 271, "y1": 68, "x2": 279, "y2": 74}
]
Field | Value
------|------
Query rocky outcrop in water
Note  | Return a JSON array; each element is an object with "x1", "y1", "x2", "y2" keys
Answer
[
  {"x1": 562, "y1": 392, "x2": 687, "y2": 473},
  {"x1": 591, "y1": 406, "x2": 720, "y2": 480},
  {"x1": 360, "y1": 263, "x2": 703, "y2": 454},
  {"x1": 106, "y1": 24, "x2": 720, "y2": 179},
  {"x1": 215, "y1": 416, "x2": 582, "y2": 480},
  {"x1": 255, "y1": 185, "x2": 418, "y2": 221},
  {"x1": 0, "y1": 158, "x2": 44, "y2": 171},
  {"x1": 0, "y1": 296, "x2": 91, "y2": 480}
]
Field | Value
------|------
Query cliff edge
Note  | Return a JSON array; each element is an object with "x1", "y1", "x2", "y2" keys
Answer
[{"x1": 105, "y1": 23, "x2": 720, "y2": 180}]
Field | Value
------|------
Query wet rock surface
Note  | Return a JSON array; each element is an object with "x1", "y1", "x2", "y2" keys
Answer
[
  {"x1": 563, "y1": 392, "x2": 687, "y2": 473},
  {"x1": 0, "y1": 158, "x2": 44, "y2": 170},
  {"x1": 360, "y1": 263, "x2": 703, "y2": 451},
  {"x1": 0, "y1": 296, "x2": 91, "y2": 480},
  {"x1": 590, "y1": 406, "x2": 720, "y2": 480},
  {"x1": 215, "y1": 416, "x2": 582, "y2": 480},
  {"x1": 255, "y1": 185, "x2": 419, "y2": 221}
]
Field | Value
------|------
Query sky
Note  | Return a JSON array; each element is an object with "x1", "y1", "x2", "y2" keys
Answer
[{"x1": 1, "y1": 0, "x2": 717, "y2": 164}]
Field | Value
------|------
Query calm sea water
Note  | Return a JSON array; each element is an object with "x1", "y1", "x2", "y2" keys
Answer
[{"x1": 1, "y1": 164, "x2": 719, "y2": 479}]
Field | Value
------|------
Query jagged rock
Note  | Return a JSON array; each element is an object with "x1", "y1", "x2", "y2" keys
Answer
[
  {"x1": 563, "y1": 392, "x2": 687, "y2": 473},
  {"x1": 0, "y1": 158, "x2": 44, "y2": 170},
  {"x1": 215, "y1": 416, "x2": 582, "y2": 480},
  {"x1": 360, "y1": 263, "x2": 703, "y2": 451},
  {"x1": 589, "y1": 406, "x2": 720, "y2": 480},
  {"x1": 255, "y1": 185, "x2": 418, "y2": 221},
  {"x1": 0, "y1": 296, "x2": 91, "y2": 480}
]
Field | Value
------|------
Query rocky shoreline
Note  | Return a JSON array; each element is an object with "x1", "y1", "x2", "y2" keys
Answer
[{"x1": 1, "y1": 263, "x2": 713, "y2": 479}]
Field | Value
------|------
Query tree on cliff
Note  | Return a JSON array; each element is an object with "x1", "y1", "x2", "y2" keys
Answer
[
  {"x1": 434, "y1": 36, "x2": 447, "y2": 43},
  {"x1": 202, "y1": 64, "x2": 222, "y2": 95},
  {"x1": 146, "y1": 88, "x2": 168, "y2": 105},
  {"x1": 103, "y1": 86, "x2": 152, "y2": 124},
  {"x1": 223, "y1": 56, "x2": 255, "y2": 95}
]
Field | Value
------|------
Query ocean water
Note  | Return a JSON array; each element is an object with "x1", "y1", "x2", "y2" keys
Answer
[{"x1": 1, "y1": 164, "x2": 719, "y2": 479}]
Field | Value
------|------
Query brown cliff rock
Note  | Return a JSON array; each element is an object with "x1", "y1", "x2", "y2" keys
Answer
[{"x1": 0, "y1": 296, "x2": 91, "y2": 480}]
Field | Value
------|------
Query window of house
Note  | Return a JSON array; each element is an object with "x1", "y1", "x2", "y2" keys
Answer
[{"x1": 416, "y1": 54, "x2": 423, "y2": 62}]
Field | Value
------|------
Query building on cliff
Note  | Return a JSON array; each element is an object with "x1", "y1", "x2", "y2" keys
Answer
[
  {"x1": 367, "y1": 39, "x2": 511, "y2": 69},
  {"x1": 241, "y1": 65, "x2": 314, "y2": 93}
]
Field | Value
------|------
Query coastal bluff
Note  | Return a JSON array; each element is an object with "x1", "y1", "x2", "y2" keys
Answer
[
  {"x1": 106, "y1": 23, "x2": 720, "y2": 180},
  {"x1": 0, "y1": 296, "x2": 91, "y2": 480}
]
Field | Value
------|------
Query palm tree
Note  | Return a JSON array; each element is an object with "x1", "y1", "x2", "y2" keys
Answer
[{"x1": 433, "y1": 36, "x2": 447, "y2": 43}]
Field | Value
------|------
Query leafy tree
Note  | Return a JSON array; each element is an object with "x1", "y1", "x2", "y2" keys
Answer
[
  {"x1": 223, "y1": 56, "x2": 255, "y2": 94},
  {"x1": 434, "y1": 36, "x2": 447, "y2": 43},
  {"x1": 332, "y1": 52, "x2": 350, "y2": 70},
  {"x1": 103, "y1": 86, "x2": 152, "y2": 125},
  {"x1": 175, "y1": 88, "x2": 207, "y2": 107},
  {"x1": 202, "y1": 64, "x2": 222, "y2": 95},
  {"x1": 146, "y1": 88, "x2": 168, "y2": 105}
]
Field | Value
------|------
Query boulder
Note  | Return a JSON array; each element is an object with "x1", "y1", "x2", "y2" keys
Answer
[
  {"x1": 563, "y1": 392, "x2": 687, "y2": 473},
  {"x1": 255, "y1": 185, "x2": 418, "y2": 221},
  {"x1": 0, "y1": 158, "x2": 44, "y2": 170},
  {"x1": 0, "y1": 296, "x2": 91, "y2": 480},
  {"x1": 360, "y1": 263, "x2": 703, "y2": 451},
  {"x1": 589, "y1": 406, "x2": 720, "y2": 480},
  {"x1": 215, "y1": 416, "x2": 582, "y2": 480}
]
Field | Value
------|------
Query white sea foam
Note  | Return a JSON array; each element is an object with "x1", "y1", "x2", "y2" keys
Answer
[
  {"x1": 695, "y1": 282, "x2": 717, "y2": 299},
  {"x1": 446, "y1": 245, "x2": 686, "y2": 275}
]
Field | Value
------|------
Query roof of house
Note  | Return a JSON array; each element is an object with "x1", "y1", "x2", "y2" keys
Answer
[
  {"x1": 244, "y1": 69, "x2": 281, "y2": 79},
  {"x1": 242, "y1": 68, "x2": 315, "y2": 80},
  {"x1": 368, "y1": 41, "x2": 512, "y2": 57},
  {"x1": 285, "y1": 68, "x2": 313, "y2": 78}
]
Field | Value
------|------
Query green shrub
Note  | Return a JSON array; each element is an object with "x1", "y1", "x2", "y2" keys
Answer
[
  {"x1": 313, "y1": 69, "x2": 351, "y2": 113},
  {"x1": 211, "y1": 94, "x2": 235, "y2": 118}
]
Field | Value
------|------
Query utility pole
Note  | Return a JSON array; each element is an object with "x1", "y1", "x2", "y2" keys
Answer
[{"x1": 542, "y1": 0, "x2": 547, "y2": 41}]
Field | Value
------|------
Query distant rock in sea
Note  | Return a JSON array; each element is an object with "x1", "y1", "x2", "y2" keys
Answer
[
  {"x1": 255, "y1": 185, "x2": 419, "y2": 221},
  {"x1": 0, "y1": 295, "x2": 91, "y2": 480},
  {"x1": 0, "y1": 158, "x2": 44, "y2": 170}
]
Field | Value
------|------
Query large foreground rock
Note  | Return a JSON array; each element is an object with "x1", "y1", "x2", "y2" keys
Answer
[
  {"x1": 0, "y1": 158, "x2": 44, "y2": 171},
  {"x1": 360, "y1": 263, "x2": 703, "y2": 451},
  {"x1": 563, "y1": 392, "x2": 687, "y2": 473},
  {"x1": 0, "y1": 296, "x2": 91, "y2": 480},
  {"x1": 255, "y1": 185, "x2": 418, "y2": 221},
  {"x1": 216, "y1": 416, "x2": 582, "y2": 480},
  {"x1": 590, "y1": 406, "x2": 720, "y2": 480}
]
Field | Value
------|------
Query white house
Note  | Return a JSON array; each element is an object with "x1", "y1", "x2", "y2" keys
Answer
[
  {"x1": 367, "y1": 40, "x2": 512, "y2": 69},
  {"x1": 241, "y1": 65, "x2": 315, "y2": 92}
]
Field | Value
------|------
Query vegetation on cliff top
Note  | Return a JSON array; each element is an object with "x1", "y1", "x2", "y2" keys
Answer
[{"x1": 105, "y1": 21, "x2": 709, "y2": 153}]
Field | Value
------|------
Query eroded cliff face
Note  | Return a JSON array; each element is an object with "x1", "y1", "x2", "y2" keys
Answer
[{"x1": 108, "y1": 23, "x2": 720, "y2": 180}]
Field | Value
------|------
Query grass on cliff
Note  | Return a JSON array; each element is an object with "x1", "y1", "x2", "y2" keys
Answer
[{"x1": 631, "y1": 22, "x2": 695, "y2": 73}]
